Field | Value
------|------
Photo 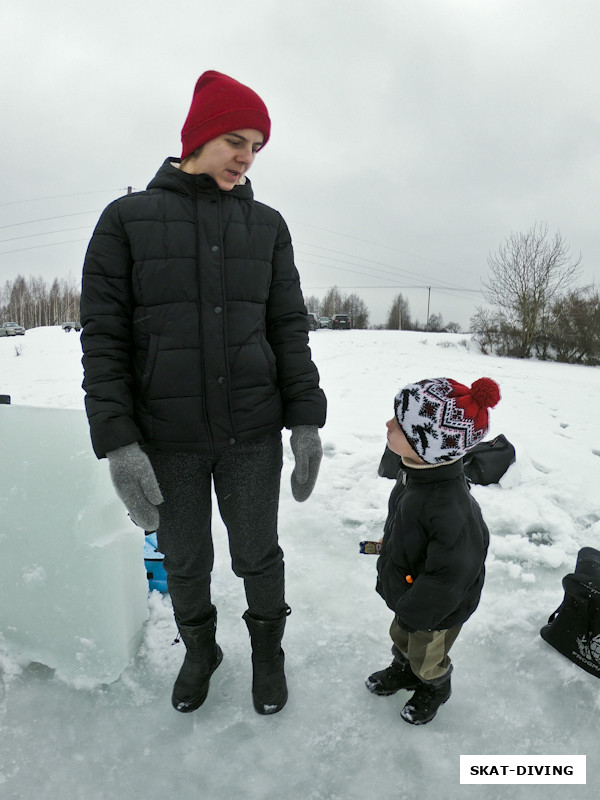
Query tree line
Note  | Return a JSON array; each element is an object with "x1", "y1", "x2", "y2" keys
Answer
[
  {"x1": 471, "y1": 222, "x2": 600, "y2": 365},
  {"x1": 0, "y1": 274, "x2": 81, "y2": 329},
  {"x1": 304, "y1": 285, "x2": 461, "y2": 332},
  {"x1": 1, "y1": 273, "x2": 457, "y2": 334},
  {"x1": 378, "y1": 293, "x2": 461, "y2": 333},
  {"x1": 304, "y1": 286, "x2": 370, "y2": 329}
]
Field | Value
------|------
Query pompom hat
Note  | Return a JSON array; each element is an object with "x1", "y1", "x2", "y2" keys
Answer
[
  {"x1": 181, "y1": 71, "x2": 271, "y2": 160},
  {"x1": 394, "y1": 377, "x2": 501, "y2": 464}
]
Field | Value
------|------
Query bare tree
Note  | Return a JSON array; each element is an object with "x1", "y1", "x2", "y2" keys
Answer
[
  {"x1": 303, "y1": 294, "x2": 321, "y2": 317},
  {"x1": 7, "y1": 275, "x2": 29, "y2": 325},
  {"x1": 385, "y1": 293, "x2": 412, "y2": 330},
  {"x1": 470, "y1": 308, "x2": 502, "y2": 353},
  {"x1": 547, "y1": 288, "x2": 600, "y2": 364},
  {"x1": 313, "y1": 286, "x2": 370, "y2": 327},
  {"x1": 49, "y1": 278, "x2": 61, "y2": 325},
  {"x1": 58, "y1": 276, "x2": 80, "y2": 323},
  {"x1": 343, "y1": 292, "x2": 369, "y2": 329},
  {"x1": 427, "y1": 312, "x2": 444, "y2": 332},
  {"x1": 28, "y1": 275, "x2": 48, "y2": 328},
  {"x1": 0, "y1": 280, "x2": 11, "y2": 313},
  {"x1": 0, "y1": 274, "x2": 81, "y2": 329},
  {"x1": 320, "y1": 286, "x2": 345, "y2": 318},
  {"x1": 483, "y1": 223, "x2": 582, "y2": 357}
]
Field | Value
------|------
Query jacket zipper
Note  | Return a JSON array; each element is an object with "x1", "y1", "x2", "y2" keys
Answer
[
  {"x1": 193, "y1": 179, "x2": 214, "y2": 454},
  {"x1": 215, "y1": 191, "x2": 237, "y2": 442}
]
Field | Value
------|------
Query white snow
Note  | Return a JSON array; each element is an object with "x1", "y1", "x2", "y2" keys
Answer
[{"x1": 1, "y1": 326, "x2": 599, "y2": 799}]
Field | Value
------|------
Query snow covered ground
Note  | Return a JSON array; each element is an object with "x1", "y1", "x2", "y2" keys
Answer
[{"x1": 1, "y1": 326, "x2": 599, "y2": 799}]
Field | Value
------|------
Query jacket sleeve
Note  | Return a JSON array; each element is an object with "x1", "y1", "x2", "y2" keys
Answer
[
  {"x1": 394, "y1": 512, "x2": 486, "y2": 632},
  {"x1": 266, "y1": 215, "x2": 327, "y2": 429},
  {"x1": 80, "y1": 200, "x2": 142, "y2": 458}
]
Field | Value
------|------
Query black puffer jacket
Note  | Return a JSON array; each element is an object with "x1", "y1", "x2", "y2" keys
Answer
[
  {"x1": 81, "y1": 159, "x2": 326, "y2": 458},
  {"x1": 376, "y1": 459, "x2": 489, "y2": 631}
]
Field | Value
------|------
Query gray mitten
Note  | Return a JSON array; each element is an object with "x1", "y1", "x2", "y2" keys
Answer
[
  {"x1": 106, "y1": 442, "x2": 164, "y2": 531},
  {"x1": 290, "y1": 425, "x2": 323, "y2": 502}
]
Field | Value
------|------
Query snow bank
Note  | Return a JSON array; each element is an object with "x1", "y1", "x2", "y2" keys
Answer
[{"x1": 0, "y1": 403, "x2": 147, "y2": 685}]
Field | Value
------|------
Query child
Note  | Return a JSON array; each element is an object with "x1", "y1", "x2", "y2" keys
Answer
[{"x1": 366, "y1": 376, "x2": 500, "y2": 725}]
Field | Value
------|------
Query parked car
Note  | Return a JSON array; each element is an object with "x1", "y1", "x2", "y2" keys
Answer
[
  {"x1": 331, "y1": 314, "x2": 350, "y2": 330},
  {"x1": 318, "y1": 316, "x2": 331, "y2": 329},
  {"x1": 307, "y1": 312, "x2": 319, "y2": 331},
  {"x1": 0, "y1": 322, "x2": 25, "y2": 336},
  {"x1": 62, "y1": 321, "x2": 82, "y2": 332}
]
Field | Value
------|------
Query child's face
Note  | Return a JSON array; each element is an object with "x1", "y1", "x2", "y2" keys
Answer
[{"x1": 386, "y1": 417, "x2": 425, "y2": 463}]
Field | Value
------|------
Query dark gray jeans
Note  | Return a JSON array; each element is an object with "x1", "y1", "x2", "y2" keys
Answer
[{"x1": 148, "y1": 432, "x2": 285, "y2": 626}]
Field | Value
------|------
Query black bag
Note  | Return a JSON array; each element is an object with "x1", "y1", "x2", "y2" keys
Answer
[
  {"x1": 540, "y1": 547, "x2": 600, "y2": 678},
  {"x1": 463, "y1": 434, "x2": 516, "y2": 485},
  {"x1": 377, "y1": 433, "x2": 516, "y2": 485}
]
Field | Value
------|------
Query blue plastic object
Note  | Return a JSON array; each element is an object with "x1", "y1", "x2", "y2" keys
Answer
[{"x1": 144, "y1": 533, "x2": 168, "y2": 593}]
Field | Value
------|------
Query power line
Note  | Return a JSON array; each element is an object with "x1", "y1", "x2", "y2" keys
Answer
[
  {"x1": 296, "y1": 244, "x2": 473, "y2": 293},
  {"x1": 0, "y1": 201, "x2": 485, "y2": 305},
  {"x1": 298, "y1": 253, "x2": 482, "y2": 295},
  {"x1": 0, "y1": 239, "x2": 89, "y2": 256},
  {"x1": 0, "y1": 211, "x2": 100, "y2": 230},
  {"x1": 302, "y1": 283, "x2": 482, "y2": 294},
  {"x1": 0, "y1": 226, "x2": 92, "y2": 244},
  {"x1": 291, "y1": 220, "x2": 476, "y2": 275},
  {"x1": 0, "y1": 189, "x2": 121, "y2": 208}
]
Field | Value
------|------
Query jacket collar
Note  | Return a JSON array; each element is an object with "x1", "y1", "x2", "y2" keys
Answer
[
  {"x1": 402, "y1": 458, "x2": 465, "y2": 484},
  {"x1": 146, "y1": 157, "x2": 255, "y2": 200}
]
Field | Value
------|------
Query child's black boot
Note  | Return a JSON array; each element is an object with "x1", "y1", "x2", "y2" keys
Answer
[
  {"x1": 400, "y1": 674, "x2": 451, "y2": 725},
  {"x1": 365, "y1": 655, "x2": 420, "y2": 695}
]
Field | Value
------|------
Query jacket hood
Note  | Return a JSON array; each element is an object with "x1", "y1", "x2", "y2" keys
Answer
[{"x1": 146, "y1": 157, "x2": 254, "y2": 200}]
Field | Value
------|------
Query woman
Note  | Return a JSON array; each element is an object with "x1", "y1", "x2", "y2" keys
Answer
[{"x1": 80, "y1": 71, "x2": 326, "y2": 715}]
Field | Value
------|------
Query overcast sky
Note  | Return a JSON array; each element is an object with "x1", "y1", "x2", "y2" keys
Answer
[{"x1": 1, "y1": 0, "x2": 598, "y2": 328}]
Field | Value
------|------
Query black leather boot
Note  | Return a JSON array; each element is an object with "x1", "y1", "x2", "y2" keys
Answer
[
  {"x1": 243, "y1": 607, "x2": 290, "y2": 715},
  {"x1": 365, "y1": 657, "x2": 420, "y2": 695},
  {"x1": 400, "y1": 674, "x2": 451, "y2": 725},
  {"x1": 171, "y1": 607, "x2": 223, "y2": 713}
]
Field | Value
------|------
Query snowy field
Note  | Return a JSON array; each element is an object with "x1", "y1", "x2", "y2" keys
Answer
[{"x1": 1, "y1": 326, "x2": 599, "y2": 799}]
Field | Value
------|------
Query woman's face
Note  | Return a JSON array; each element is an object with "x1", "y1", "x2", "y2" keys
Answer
[
  {"x1": 385, "y1": 416, "x2": 424, "y2": 462},
  {"x1": 180, "y1": 128, "x2": 264, "y2": 190}
]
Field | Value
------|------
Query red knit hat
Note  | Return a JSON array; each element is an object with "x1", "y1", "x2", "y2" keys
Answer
[
  {"x1": 394, "y1": 377, "x2": 501, "y2": 464},
  {"x1": 181, "y1": 71, "x2": 271, "y2": 160}
]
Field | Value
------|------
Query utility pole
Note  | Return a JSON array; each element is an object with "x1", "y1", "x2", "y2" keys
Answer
[{"x1": 426, "y1": 287, "x2": 431, "y2": 331}]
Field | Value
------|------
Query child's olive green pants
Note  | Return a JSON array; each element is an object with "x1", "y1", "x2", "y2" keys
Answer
[{"x1": 390, "y1": 616, "x2": 462, "y2": 685}]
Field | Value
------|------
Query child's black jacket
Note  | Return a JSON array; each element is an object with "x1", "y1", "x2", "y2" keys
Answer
[{"x1": 376, "y1": 458, "x2": 489, "y2": 632}]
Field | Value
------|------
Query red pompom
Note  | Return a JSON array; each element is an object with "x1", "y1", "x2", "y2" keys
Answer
[{"x1": 470, "y1": 378, "x2": 500, "y2": 409}]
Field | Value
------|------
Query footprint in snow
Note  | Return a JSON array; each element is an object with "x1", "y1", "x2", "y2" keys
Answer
[{"x1": 531, "y1": 459, "x2": 552, "y2": 474}]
